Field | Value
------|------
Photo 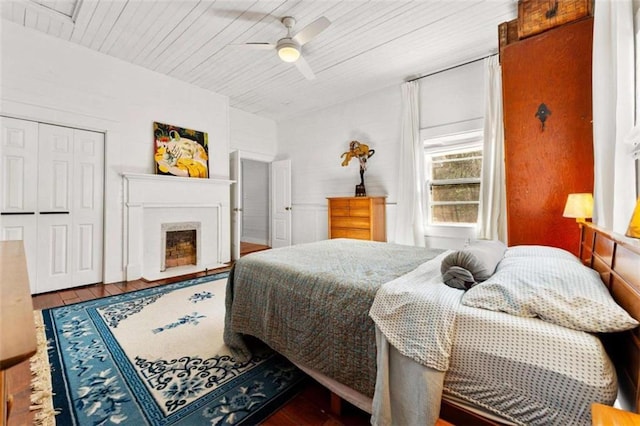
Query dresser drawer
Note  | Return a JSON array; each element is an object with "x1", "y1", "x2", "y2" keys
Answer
[
  {"x1": 330, "y1": 199, "x2": 350, "y2": 209},
  {"x1": 330, "y1": 208, "x2": 350, "y2": 217},
  {"x1": 330, "y1": 228, "x2": 371, "y2": 240},
  {"x1": 349, "y1": 208, "x2": 370, "y2": 217},
  {"x1": 331, "y1": 217, "x2": 371, "y2": 229},
  {"x1": 349, "y1": 198, "x2": 370, "y2": 209}
]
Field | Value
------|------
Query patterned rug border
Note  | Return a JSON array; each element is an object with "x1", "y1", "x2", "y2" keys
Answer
[{"x1": 28, "y1": 271, "x2": 299, "y2": 425}]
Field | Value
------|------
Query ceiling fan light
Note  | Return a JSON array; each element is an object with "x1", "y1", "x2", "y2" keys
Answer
[{"x1": 278, "y1": 44, "x2": 300, "y2": 62}]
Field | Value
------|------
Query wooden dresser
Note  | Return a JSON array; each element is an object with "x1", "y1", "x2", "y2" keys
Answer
[
  {"x1": 327, "y1": 196, "x2": 386, "y2": 242},
  {"x1": 1, "y1": 241, "x2": 37, "y2": 424}
]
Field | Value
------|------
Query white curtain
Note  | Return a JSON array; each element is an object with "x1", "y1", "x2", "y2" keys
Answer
[
  {"x1": 592, "y1": 0, "x2": 637, "y2": 233},
  {"x1": 477, "y1": 56, "x2": 507, "y2": 242},
  {"x1": 395, "y1": 81, "x2": 426, "y2": 246}
]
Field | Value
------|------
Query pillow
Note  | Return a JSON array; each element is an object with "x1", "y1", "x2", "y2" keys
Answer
[
  {"x1": 461, "y1": 257, "x2": 639, "y2": 333},
  {"x1": 441, "y1": 240, "x2": 507, "y2": 290},
  {"x1": 504, "y1": 245, "x2": 579, "y2": 262}
]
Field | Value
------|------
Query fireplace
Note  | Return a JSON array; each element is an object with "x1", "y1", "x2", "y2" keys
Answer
[
  {"x1": 123, "y1": 173, "x2": 232, "y2": 281},
  {"x1": 160, "y1": 222, "x2": 201, "y2": 272}
]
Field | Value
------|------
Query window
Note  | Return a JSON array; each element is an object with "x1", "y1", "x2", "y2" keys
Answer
[{"x1": 424, "y1": 131, "x2": 483, "y2": 226}]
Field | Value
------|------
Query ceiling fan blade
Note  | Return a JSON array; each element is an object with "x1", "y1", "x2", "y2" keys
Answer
[
  {"x1": 293, "y1": 17, "x2": 330, "y2": 46},
  {"x1": 239, "y1": 42, "x2": 275, "y2": 50},
  {"x1": 295, "y1": 55, "x2": 316, "y2": 80},
  {"x1": 207, "y1": 9, "x2": 279, "y2": 24}
]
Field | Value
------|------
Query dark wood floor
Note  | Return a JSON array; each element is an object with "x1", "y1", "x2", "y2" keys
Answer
[
  {"x1": 6, "y1": 244, "x2": 371, "y2": 426},
  {"x1": 240, "y1": 241, "x2": 272, "y2": 255}
]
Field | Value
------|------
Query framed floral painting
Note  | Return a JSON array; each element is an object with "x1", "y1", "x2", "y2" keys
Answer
[{"x1": 153, "y1": 122, "x2": 209, "y2": 178}]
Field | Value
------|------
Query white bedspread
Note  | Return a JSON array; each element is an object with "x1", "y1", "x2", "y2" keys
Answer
[
  {"x1": 369, "y1": 251, "x2": 461, "y2": 370},
  {"x1": 369, "y1": 251, "x2": 462, "y2": 425}
]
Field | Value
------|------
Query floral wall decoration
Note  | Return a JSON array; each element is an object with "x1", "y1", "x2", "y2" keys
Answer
[{"x1": 154, "y1": 122, "x2": 209, "y2": 178}]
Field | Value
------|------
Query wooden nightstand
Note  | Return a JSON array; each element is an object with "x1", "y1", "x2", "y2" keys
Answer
[{"x1": 591, "y1": 403, "x2": 640, "y2": 425}]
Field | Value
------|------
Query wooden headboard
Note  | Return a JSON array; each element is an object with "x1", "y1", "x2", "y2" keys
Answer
[{"x1": 579, "y1": 222, "x2": 640, "y2": 413}]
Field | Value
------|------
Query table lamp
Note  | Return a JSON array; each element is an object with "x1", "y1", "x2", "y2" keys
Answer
[
  {"x1": 563, "y1": 193, "x2": 593, "y2": 223},
  {"x1": 626, "y1": 198, "x2": 640, "y2": 238}
]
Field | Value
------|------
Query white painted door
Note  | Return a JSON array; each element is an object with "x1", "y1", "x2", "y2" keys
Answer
[
  {"x1": 0, "y1": 118, "x2": 104, "y2": 294},
  {"x1": 270, "y1": 159, "x2": 291, "y2": 248},
  {"x1": 229, "y1": 150, "x2": 241, "y2": 260},
  {"x1": 71, "y1": 129, "x2": 104, "y2": 287},
  {"x1": 0, "y1": 117, "x2": 39, "y2": 292},
  {"x1": 37, "y1": 124, "x2": 74, "y2": 292}
]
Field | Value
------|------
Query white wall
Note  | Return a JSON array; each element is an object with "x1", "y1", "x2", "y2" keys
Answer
[
  {"x1": 1, "y1": 21, "x2": 231, "y2": 283},
  {"x1": 277, "y1": 60, "x2": 486, "y2": 246},
  {"x1": 278, "y1": 86, "x2": 401, "y2": 245},
  {"x1": 229, "y1": 107, "x2": 277, "y2": 161}
]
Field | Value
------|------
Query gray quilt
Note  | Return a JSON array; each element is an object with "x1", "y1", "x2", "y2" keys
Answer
[{"x1": 224, "y1": 238, "x2": 444, "y2": 397}]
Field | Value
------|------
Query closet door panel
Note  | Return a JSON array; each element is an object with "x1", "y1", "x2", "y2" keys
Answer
[
  {"x1": 72, "y1": 129, "x2": 104, "y2": 286},
  {"x1": 1, "y1": 117, "x2": 38, "y2": 213},
  {"x1": 38, "y1": 124, "x2": 73, "y2": 212},
  {"x1": 36, "y1": 124, "x2": 74, "y2": 292},
  {"x1": 36, "y1": 217, "x2": 71, "y2": 292},
  {"x1": 0, "y1": 117, "x2": 39, "y2": 290}
]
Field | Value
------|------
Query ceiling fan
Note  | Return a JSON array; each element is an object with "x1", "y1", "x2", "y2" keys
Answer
[{"x1": 241, "y1": 16, "x2": 331, "y2": 80}]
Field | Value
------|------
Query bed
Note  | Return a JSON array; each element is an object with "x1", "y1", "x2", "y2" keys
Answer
[{"x1": 223, "y1": 222, "x2": 640, "y2": 425}]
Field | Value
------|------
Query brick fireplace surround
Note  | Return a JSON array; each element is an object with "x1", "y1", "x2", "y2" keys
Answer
[{"x1": 164, "y1": 230, "x2": 197, "y2": 269}]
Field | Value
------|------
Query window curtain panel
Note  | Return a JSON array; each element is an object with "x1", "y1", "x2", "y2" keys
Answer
[
  {"x1": 592, "y1": 0, "x2": 637, "y2": 233},
  {"x1": 395, "y1": 81, "x2": 426, "y2": 246},
  {"x1": 477, "y1": 55, "x2": 507, "y2": 242}
]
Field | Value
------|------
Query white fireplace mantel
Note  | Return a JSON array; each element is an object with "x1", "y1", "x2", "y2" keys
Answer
[
  {"x1": 122, "y1": 172, "x2": 234, "y2": 186},
  {"x1": 122, "y1": 173, "x2": 232, "y2": 281}
]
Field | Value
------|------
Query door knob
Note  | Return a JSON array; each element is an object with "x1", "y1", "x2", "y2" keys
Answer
[{"x1": 285, "y1": 207, "x2": 292, "y2": 211}]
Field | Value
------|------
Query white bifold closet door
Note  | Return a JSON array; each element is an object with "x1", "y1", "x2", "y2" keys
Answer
[{"x1": 1, "y1": 117, "x2": 104, "y2": 294}]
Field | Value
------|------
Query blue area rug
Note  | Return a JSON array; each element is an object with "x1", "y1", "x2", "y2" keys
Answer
[{"x1": 35, "y1": 273, "x2": 307, "y2": 425}]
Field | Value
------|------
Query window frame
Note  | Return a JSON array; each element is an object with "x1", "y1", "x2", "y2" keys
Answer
[{"x1": 423, "y1": 129, "x2": 483, "y2": 228}]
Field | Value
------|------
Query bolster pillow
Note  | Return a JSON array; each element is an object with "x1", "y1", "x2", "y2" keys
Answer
[{"x1": 441, "y1": 240, "x2": 507, "y2": 290}]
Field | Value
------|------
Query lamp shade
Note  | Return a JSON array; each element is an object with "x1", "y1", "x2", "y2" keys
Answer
[
  {"x1": 563, "y1": 193, "x2": 593, "y2": 221},
  {"x1": 626, "y1": 198, "x2": 640, "y2": 238}
]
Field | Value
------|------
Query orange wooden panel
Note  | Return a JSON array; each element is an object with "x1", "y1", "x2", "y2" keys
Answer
[
  {"x1": 349, "y1": 208, "x2": 370, "y2": 217},
  {"x1": 584, "y1": 225, "x2": 595, "y2": 249},
  {"x1": 615, "y1": 245, "x2": 640, "y2": 292},
  {"x1": 349, "y1": 198, "x2": 371, "y2": 209},
  {"x1": 330, "y1": 208, "x2": 350, "y2": 217},
  {"x1": 330, "y1": 228, "x2": 371, "y2": 240},
  {"x1": 331, "y1": 217, "x2": 370, "y2": 229},
  {"x1": 1, "y1": 370, "x2": 6, "y2": 426},
  {"x1": 594, "y1": 235, "x2": 614, "y2": 266},
  {"x1": 592, "y1": 255, "x2": 612, "y2": 287},
  {"x1": 328, "y1": 199, "x2": 349, "y2": 208},
  {"x1": 0, "y1": 242, "x2": 37, "y2": 370},
  {"x1": 502, "y1": 18, "x2": 594, "y2": 256},
  {"x1": 610, "y1": 274, "x2": 640, "y2": 323},
  {"x1": 591, "y1": 403, "x2": 640, "y2": 426},
  {"x1": 581, "y1": 245, "x2": 593, "y2": 265}
]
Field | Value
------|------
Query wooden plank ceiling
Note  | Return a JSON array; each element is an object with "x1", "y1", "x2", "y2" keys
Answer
[{"x1": 1, "y1": 0, "x2": 517, "y2": 121}]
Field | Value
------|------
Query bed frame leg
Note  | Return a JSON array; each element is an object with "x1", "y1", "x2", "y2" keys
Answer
[{"x1": 330, "y1": 392, "x2": 342, "y2": 416}]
